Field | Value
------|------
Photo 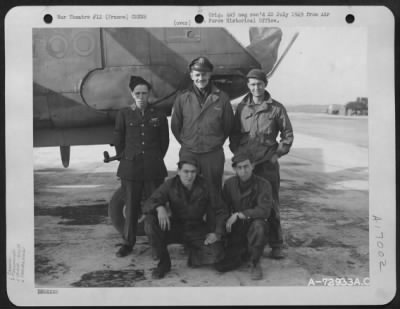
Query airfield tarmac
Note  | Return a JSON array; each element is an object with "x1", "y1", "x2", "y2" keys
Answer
[{"x1": 33, "y1": 112, "x2": 369, "y2": 287}]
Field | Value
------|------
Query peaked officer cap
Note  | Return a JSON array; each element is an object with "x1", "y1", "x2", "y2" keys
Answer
[
  {"x1": 129, "y1": 76, "x2": 152, "y2": 91},
  {"x1": 246, "y1": 69, "x2": 267, "y2": 83},
  {"x1": 189, "y1": 56, "x2": 214, "y2": 72}
]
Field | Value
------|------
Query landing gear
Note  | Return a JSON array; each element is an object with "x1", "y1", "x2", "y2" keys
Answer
[
  {"x1": 108, "y1": 186, "x2": 145, "y2": 236},
  {"x1": 60, "y1": 145, "x2": 70, "y2": 168}
]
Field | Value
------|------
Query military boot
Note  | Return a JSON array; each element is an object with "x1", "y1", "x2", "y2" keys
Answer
[
  {"x1": 151, "y1": 251, "x2": 171, "y2": 279},
  {"x1": 116, "y1": 244, "x2": 133, "y2": 257}
]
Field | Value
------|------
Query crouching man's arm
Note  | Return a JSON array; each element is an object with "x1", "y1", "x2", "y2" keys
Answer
[
  {"x1": 143, "y1": 181, "x2": 171, "y2": 231},
  {"x1": 204, "y1": 194, "x2": 229, "y2": 245},
  {"x1": 241, "y1": 179, "x2": 273, "y2": 220},
  {"x1": 225, "y1": 211, "x2": 247, "y2": 233}
]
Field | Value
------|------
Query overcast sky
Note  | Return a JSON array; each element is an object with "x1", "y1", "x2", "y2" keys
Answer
[{"x1": 227, "y1": 26, "x2": 367, "y2": 106}]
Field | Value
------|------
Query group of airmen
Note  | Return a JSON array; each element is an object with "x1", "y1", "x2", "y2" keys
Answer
[{"x1": 113, "y1": 56, "x2": 294, "y2": 281}]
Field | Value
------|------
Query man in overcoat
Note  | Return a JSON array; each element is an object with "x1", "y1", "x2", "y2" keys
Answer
[
  {"x1": 143, "y1": 156, "x2": 228, "y2": 279},
  {"x1": 229, "y1": 68, "x2": 294, "y2": 259},
  {"x1": 113, "y1": 76, "x2": 169, "y2": 257}
]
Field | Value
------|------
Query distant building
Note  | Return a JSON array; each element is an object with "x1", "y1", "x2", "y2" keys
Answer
[{"x1": 345, "y1": 97, "x2": 368, "y2": 116}]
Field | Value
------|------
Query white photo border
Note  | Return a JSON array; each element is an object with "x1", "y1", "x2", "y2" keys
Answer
[{"x1": 5, "y1": 5, "x2": 396, "y2": 306}]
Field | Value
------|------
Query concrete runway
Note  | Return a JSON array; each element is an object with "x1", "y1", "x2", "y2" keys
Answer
[{"x1": 33, "y1": 112, "x2": 369, "y2": 287}]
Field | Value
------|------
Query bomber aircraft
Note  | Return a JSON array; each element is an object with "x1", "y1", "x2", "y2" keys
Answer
[{"x1": 33, "y1": 27, "x2": 297, "y2": 234}]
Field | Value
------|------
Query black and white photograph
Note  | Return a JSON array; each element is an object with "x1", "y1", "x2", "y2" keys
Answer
[{"x1": 5, "y1": 5, "x2": 396, "y2": 306}]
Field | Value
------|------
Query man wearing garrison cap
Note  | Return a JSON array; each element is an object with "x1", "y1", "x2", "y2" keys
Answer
[
  {"x1": 113, "y1": 76, "x2": 169, "y2": 257},
  {"x1": 171, "y1": 56, "x2": 234, "y2": 207},
  {"x1": 229, "y1": 68, "x2": 294, "y2": 259},
  {"x1": 143, "y1": 156, "x2": 228, "y2": 279},
  {"x1": 215, "y1": 150, "x2": 273, "y2": 280}
]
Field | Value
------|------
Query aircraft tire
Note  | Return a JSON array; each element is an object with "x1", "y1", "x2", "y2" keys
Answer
[{"x1": 108, "y1": 186, "x2": 145, "y2": 237}]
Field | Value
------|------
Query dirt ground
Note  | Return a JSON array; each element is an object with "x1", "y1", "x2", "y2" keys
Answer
[{"x1": 33, "y1": 112, "x2": 369, "y2": 287}]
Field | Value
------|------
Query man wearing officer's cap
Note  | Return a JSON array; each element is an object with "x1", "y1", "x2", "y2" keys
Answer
[
  {"x1": 112, "y1": 76, "x2": 169, "y2": 257},
  {"x1": 171, "y1": 56, "x2": 234, "y2": 208},
  {"x1": 215, "y1": 149, "x2": 273, "y2": 280},
  {"x1": 143, "y1": 156, "x2": 228, "y2": 279},
  {"x1": 229, "y1": 68, "x2": 294, "y2": 259}
]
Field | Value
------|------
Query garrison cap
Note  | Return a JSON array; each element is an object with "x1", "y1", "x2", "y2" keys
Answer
[
  {"x1": 189, "y1": 56, "x2": 213, "y2": 72},
  {"x1": 178, "y1": 154, "x2": 198, "y2": 168},
  {"x1": 231, "y1": 150, "x2": 254, "y2": 167},
  {"x1": 129, "y1": 76, "x2": 152, "y2": 91},
  {"x1": 246, "y1": 69, "x2": 267, "y2": 83}
]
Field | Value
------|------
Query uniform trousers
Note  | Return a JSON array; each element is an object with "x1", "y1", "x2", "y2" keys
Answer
[
  {"x1": 144, "y1": 214, "x2": 224, "y2": 267},
  {"x1": 215, "y1": 219, "x2": 268, "y2": 272},
  {"x1": 121, "y1": 179, "x2": 163, "y2": 247},
  {"x1": 253, "y1": 160, "x2": 283, "y2": 249}
]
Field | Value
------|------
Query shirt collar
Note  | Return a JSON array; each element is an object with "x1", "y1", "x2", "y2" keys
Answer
[
  {"x1": 245, "y1": 91, "x2": 272, "y2": 106},
  {"x1": 192, "y1": 83, "x2": 212, "y2": 97},
  {"x1": 130, "y1": 104, "x2": 152, "y2": 116}
]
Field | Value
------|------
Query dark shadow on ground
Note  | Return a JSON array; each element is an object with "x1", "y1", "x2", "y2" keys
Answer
[{"x1": 34, "y1": 145, "x2": 369, "y2": 287}]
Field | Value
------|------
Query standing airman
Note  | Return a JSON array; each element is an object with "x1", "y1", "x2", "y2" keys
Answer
[
  {"x1": 171, "y1": 56, "x2": 234, "y2": 207},
  {"x1": 230, "y1": 69, "x2": 294, "y2": 259},
  {"x1": 113, "y1": 76, "x2": 169, "y2": 257}
]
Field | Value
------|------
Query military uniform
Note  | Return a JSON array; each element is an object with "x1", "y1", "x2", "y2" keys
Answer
[
  {"x1": 171, "y1": 56, "x2": 234, "y2": 205},
  {"x1": 113, "y1": 105, "x2": 169, "y2": 248},
  {"x1": 143, "y1": 175, "x2": 228, "y2": 268},
  {"x1": 215, "y1": 174, "x2": 273, "y2": 272},
  {"x1": 171, "y1": 84, "x2": 234, "y2": 199},
  {"x1": 229, "y1": 90, "x2": 294, "y2": 251}
]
